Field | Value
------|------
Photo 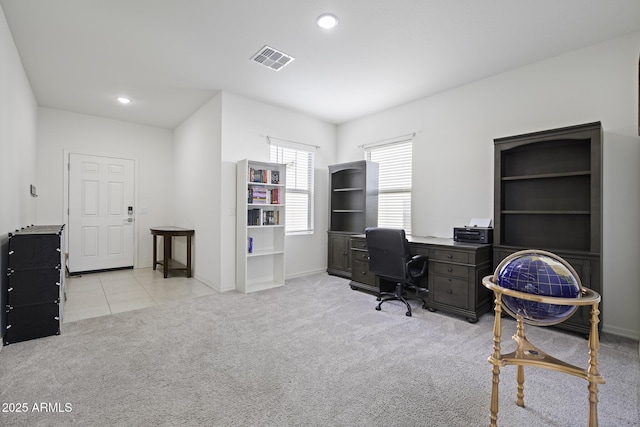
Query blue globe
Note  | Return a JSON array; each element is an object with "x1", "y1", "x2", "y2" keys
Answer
[{"x1": 496, "y1": 251, "x2": 581, "y2": 325}]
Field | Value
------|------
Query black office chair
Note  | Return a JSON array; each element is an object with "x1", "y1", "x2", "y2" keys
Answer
[{"x1": 365, "y1": 227, "x2": 428, "y2": 317}]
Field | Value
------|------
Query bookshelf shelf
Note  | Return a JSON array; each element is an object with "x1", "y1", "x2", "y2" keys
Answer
[
  {"x1": 244, "y1": 280, "x2": 284, "y2": 293},
  {"x1": 236, "y1": 159, "x2": 286, "y2": 293},
  {"x1": 333, "y1": 187, "x2": 364, "y2": 192},
  {"x1": 247, "y1": 249, "x2": 285, "y2": 257}
]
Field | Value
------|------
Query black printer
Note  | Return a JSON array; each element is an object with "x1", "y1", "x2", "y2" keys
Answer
[{"x1": 453, "y1": 227, "x2": 493, "y2": 244}]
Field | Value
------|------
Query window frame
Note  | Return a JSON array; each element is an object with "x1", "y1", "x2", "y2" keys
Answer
[
  {"x1": 364, "y1": 139, "x2": 413, "y2": 234},
  {"x1": 269, "y1": 143, "x2": 315, "y2": 235}
]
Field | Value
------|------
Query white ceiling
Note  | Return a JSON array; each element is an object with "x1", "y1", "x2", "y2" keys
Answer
[{"x1": 2, "y1": 0, "x2": 640, "y2": 129}]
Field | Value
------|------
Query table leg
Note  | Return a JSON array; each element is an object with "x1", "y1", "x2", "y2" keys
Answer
[
  {"x1": 489, "y1": 293, "x2": 503, "y2": 427},
  {"x1": 163, "y1": 235, "x2": 171, "y2": 278},
  {"x1": 587, "y1": 302, "x2": 602, "y2": 427},
  {"x1": 186, "y1": 235, "x2": 192, "y2": 278},
  {"x1": 516, "y1": 319, "x2": 526, "y2": 408},
  {"x1": 152, "y1": 234, "x2": 157, "y2": 270}
]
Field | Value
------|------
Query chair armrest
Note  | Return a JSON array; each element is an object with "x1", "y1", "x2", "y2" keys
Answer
[
  {"x1": 407, "y1": 254, "x2": 428, "y2": 278},
  {"x1": 410, "y1": 254, "x2": 428, "y2": 263}
]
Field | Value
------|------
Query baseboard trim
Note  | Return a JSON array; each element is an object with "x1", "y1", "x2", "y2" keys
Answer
[
  {"x1": 68, "y1": 266, "x2": 133, "y2": 276},
  {"x1": 602, "y1": 324, "x2": 640, "y2": 341},
  {"x1": 193, "y1": 274, "x2": 220, "y2": 292},
  {"x1": 285, "y1": 268, "x2": 328, "y2": 280}
]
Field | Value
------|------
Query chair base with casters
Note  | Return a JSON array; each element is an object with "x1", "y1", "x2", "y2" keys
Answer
[
  {"x1": 375, "y1": 281, "x2": 427, "y2": 317},
  {"x1": 365, "y1": 227, "x2": 429, "y2": 317}
]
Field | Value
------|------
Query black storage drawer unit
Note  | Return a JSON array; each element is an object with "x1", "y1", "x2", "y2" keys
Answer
[
  {"x1": 8, "y1": 269, "x2": 61, "y2": 306},
  {"x1": 5, "y1": 225, "x2": 65, "y2": 345},
  {"x1": 5, "y1": 303, "x2": 61, "y2": 344},
  {"x1": 7, "y1": 231, "x2": 64, "y2": 269}
]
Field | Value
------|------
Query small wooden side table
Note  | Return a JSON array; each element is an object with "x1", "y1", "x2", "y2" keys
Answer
[{"x1": 150, "y1": 226, "x2": 194, "y2": 278}]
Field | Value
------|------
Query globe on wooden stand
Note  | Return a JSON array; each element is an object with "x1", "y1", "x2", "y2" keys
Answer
[{"x1": 482, "y1": 249, "x2": 604, "y2": 427}]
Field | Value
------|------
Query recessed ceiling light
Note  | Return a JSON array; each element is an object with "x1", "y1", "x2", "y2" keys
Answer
[
  {"x1": 116, "y1": 96, "x2": 131, "y2": 104},
  {"x1": 317, "y1": 13, "x2": 338, "y2": 29}
]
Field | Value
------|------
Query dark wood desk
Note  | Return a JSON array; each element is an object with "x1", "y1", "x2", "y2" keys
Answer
[
  {"x1": 150, "y1": 226, "x2": 194, "y2": 278},
  {"x1": 350, "y1": 234, "x2": 492, "y2": 322}
]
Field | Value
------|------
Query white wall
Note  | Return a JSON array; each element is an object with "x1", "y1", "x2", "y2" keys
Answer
[
  {"x1": 35, "y1": 108, "x2": 174, "y2": 268},
  {"x1": 173, "y1": 94, "x2": 223, "y2": 289},
  {"x1": 0, "y1": 5, "x2": 39, "y2": 341},
  {"x1": 337, "y1": 32, "x2": 640, "y2": 339},
  {"x1": 220, "y1": 92, "x2": 336, "y2": 289},
  {"x1": 0, "y1": 5, "x2": 38, "y2": 234}
]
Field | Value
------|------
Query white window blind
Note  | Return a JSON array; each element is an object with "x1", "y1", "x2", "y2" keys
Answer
[
  {"x1": 270, "y1": 144, "x2": 315, "y2": 234},
  {"x1": 364, "y1": 140, "x2": 412, "y2": 234}
]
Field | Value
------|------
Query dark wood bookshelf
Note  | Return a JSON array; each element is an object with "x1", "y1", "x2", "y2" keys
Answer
[
  {"x1": 327, "y1": 161, "x2": 378, "y2": 278},
  {"x1": 493, "y1": 122, "x2": 603, "y2": 335}
]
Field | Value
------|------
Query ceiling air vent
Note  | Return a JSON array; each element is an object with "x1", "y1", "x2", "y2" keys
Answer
[{"x1": 251, "y1": 45, "x2": 295, "y2": 71}]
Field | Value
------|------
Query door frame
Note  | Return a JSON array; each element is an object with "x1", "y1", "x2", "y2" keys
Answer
[{"x1": 63, "y1": 150, "x2": 139, "y2": 270}]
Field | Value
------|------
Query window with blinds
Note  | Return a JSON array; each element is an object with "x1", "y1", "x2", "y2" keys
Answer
[
  {"x1": 364, "y1": 140, "x2": 412, "y2": 234},
  {"x1": 270, "y1": 144, "x2": 315, "y2": 234}
]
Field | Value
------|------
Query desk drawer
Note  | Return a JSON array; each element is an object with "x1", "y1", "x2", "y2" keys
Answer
[
  {"x1": 431, "y1": 275, "x2": 469, "y2": 309},
  {"x1": 351, "y1": 249, "x2": 370, "y2": 263},
  {"x1": 431, "y1": 262, "x2": 469, "y2": 280},
  {"x1": 351, "y1": 237, "x2": 368, "y2": 250},
  {"x1": 430, "y1": 249, "x2": 470, "y2": 264},
  {"x1": 352, "y1": 259, "x2": 376, "y2": 286}
]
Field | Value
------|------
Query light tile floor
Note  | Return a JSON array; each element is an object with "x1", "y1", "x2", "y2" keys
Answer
[{"x1": 62, "y1": 268, "x2": 216, "y2": 323}]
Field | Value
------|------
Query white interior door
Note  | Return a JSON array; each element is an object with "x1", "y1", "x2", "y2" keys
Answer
[{"x1": 68, "y1": 153, "x2": 135, "y2": 273}]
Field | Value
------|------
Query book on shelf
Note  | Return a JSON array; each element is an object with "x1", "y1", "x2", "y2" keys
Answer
[
  {"x1": 248, "y1": 186, "x2": 281, "y2": 204},
  {"x1": 263, "y1": 211, "x2": 271, "y2": 226},
  {"x1": 247, "y1": 208, "x2": 262, "y2": 226},
  {"x1": 270, "y1": 188, "x2": 281, "y2": 204},
  {"x1": 248, "y1": 237, "x2": 253, "y2": 253},
  {"x1": 249, "y1": 167, "x2": 263, "y2": 183},
  {"x1": 248, "y1": 167, "x2": 281, "y2": 185},
  {"x1": 247, "y1": 208, "x2": 280, "y2": 226},
  {"x1": 249, "y1": 186, "x2": 268, "y2": 204},
  {"x1": 263, "y1": 210, "x2": 275, "y2": 226}
]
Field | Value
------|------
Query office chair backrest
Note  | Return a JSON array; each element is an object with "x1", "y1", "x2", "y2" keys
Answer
[{"x1": 365, "y1": 227, "x2": 410, "y2": 282}]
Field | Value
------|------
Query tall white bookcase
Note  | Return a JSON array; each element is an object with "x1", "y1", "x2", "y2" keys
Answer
[{"x1": 236, "y1": 159, "x2": 286, "y2": 293}]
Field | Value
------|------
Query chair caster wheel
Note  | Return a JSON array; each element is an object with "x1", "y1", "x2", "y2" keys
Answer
[
  {"x1": 376, "y1": 297, "x2": 381, "y2": 301},
  {"x1": 406, "y1": 311, "x2": 412, "y2": 317},
  {"x1": 422, "y1": 303, "x2": 427, "y2": 309},
  {"x1": 427, "y1": 307, "x2": 437, "y2": 312},
  {"x1": 375, "y1": 306, "x2": 381, "y2": 311}
]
